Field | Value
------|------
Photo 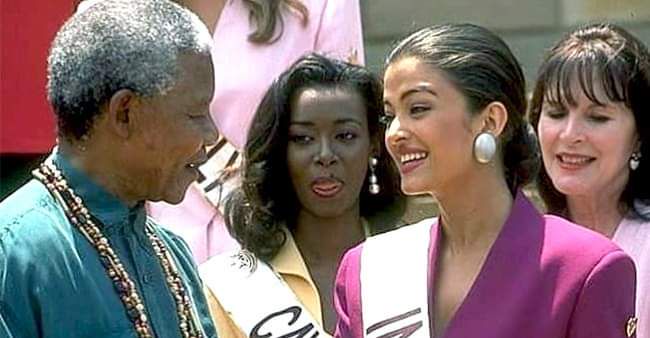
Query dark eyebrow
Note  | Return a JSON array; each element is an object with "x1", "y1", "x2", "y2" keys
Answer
[
  {"x1": 400, "y1": 85, "x2": 437, "y2": 101},
  {"x1": 290, "y1": 119, "x2": 363, "y2": 127},
  {"x1": 289, "y1": 121, "x2": 314, "y2": 126},
  {"x1": 384, "y1": 85, "x2": 437, "y2": 106},
  {"x1": 335, "y1": 118, "x2": 363, "y2": 126}
]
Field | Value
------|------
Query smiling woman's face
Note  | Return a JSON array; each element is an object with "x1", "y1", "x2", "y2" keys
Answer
[
  {"x1": 286, "y1": 85, "x2": 371, "y2": 218},
  {"x1": 537, "y1": 79, "x2": 638, "y2": 200},
  {"x1": 383, "y1": 57, "x2": 478, "y2": 196}
]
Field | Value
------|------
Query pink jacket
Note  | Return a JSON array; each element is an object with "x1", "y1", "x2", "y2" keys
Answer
[{"x1": 335, "y1": 192, "x2": 637, "y2": 338}]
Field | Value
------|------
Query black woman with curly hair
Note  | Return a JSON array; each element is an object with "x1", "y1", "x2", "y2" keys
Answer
[{"x1": 199, "y1": 53, "x2": 405, "y2": 338}]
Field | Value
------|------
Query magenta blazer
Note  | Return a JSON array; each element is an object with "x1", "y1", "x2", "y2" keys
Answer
[{"x1": 334, "y1": 192, "x2": 637, "y2": 338}]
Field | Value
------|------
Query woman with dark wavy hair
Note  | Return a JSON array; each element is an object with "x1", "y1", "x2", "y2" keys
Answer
[
  {"x1": 333, "y1": 24, "x2": 636, "y2": 338},
  {"x1": 147, "y1": 0, "x2": 365, "y2": 263},
  {"x1": 199, "y1": 53, "x2": 405, "y2": 338},
  {"x1": 530, "y1": 23, "x2": 650, "y2": 338}
]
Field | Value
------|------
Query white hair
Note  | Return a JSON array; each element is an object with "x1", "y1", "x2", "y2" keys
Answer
[{"x1": 47, "y1": 0, "x2": 212, "y2": 139}]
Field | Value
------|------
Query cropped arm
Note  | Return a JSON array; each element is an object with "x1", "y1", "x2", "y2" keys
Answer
[
  {"x1": 334, "y1": 246, "x2": 363, "y2": 338},
  {"x1": 314, "y1": 0, "x2": 365, "y2": 65},
  {"x1": 568, "y1": 250, "x2": 637, "y2": 338},
  {"x1": 0, "y1": 246, "x2": 37, "y2": 338}
]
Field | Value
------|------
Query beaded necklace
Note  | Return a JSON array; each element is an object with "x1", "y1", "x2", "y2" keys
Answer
[{"x1": 33, "y1": 160, "x2": 204, "y2": 338}]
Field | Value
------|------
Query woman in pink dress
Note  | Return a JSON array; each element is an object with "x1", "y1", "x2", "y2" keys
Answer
[
  {"x1": 531, "y1": 23, "x2": 650, "y2": 338},
  {"x1": 334, "y1": 23, "x2": 636, "y2": 338}
]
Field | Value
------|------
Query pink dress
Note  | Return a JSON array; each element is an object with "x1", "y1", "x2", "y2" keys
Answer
[
  {"x1": 148, "y1": 0, "x2": 365, "y2": 264},
  {"x1": 614, "y1": 206, "x2": 650, "y2": 338},
  {"x1": 334, "y1": 192, "x2": 637, "y2": 338}
]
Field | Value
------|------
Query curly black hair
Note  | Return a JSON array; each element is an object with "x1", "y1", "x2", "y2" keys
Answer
[{"x1": 224, "y1": 53, "x2": 406, "y2": 261}]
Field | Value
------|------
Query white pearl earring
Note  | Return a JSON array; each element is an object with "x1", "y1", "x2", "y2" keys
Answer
[
  {"x1": 630, "y1": 152, "x2": 642, "y2": 171},
  {"x1": 473, "y1": 132, "x2": 497, "y2": 164}
]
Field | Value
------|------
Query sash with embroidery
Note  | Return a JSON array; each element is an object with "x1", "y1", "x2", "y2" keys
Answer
[
  {"x1": 360, "y1": 218, "x2": 436, "y2": 338},
  {"x1": 200, "y1": 250, "x2": 327, "y2": 338}
]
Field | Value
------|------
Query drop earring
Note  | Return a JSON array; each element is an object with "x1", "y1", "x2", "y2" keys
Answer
[
  {"x1": 630, "y1": 152, "x2": 642, "y2": 171},
  {"x1": 368, "y1": 157, "x2": 380, "y2": 195}
]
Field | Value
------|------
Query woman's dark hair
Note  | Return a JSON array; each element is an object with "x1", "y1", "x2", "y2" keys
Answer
[
  {"x1": 242, "y1": 0, "x2": 308, "y2": 44},
  {"x1": 529, "y1": 23, "x2": 650, "y2": 220},
  {"x1": 385, "y1": 23, "x2": 540, "y2": 193},
  {"x1": 225, "y1": 53, "x2": 406, "y2": 260}
]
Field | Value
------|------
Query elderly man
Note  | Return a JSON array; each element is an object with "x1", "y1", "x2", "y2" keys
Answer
[{"x1": 0, "y1": 0, "x2": 219, "y2": 337}]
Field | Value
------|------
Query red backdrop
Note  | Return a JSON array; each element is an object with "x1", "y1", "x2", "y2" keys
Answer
[{"x1": 1, "y1": 1, "x2": 74, "y2": 154}]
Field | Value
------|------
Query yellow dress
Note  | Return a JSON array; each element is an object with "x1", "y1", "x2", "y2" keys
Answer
[{"x1": 203, "y1": 231, "x2": 332, "y2": 338}]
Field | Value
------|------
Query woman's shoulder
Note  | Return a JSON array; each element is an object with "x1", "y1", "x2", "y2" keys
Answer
[
  {"x1": 617, "y1": 206, "x2": 650, "y2": 236},
  {"x1": 623, "y1": 199, "x2": 650, "y2": 227},
  {"x1": 540, "y1": 214, "x2": 631, "y2": 268}
]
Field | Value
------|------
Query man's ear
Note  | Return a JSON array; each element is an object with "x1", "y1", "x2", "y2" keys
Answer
[
  {"x1": 478, "y1": 101, "x2": 508, "y2": 136},
  {"x1": 106, "y1": 89, "x2": 138, "y2": 139}
]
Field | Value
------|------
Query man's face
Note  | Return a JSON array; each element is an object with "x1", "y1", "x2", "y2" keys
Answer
[{"x1": 130, "y1": 52, "x2": 218, "y2": 204}]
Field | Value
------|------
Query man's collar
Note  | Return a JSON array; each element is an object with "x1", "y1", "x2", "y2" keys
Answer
[{"x1": 52, "y1": 150, "x2": 145, "y2": 231}]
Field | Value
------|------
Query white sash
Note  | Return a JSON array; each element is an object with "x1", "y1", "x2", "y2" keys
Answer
[
  {"x1": 200, "y1": 250, "x2": 327, "y2": 337},
  {"x1": 360, "y1": 218, "x2": 436, "y2": 338}
]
